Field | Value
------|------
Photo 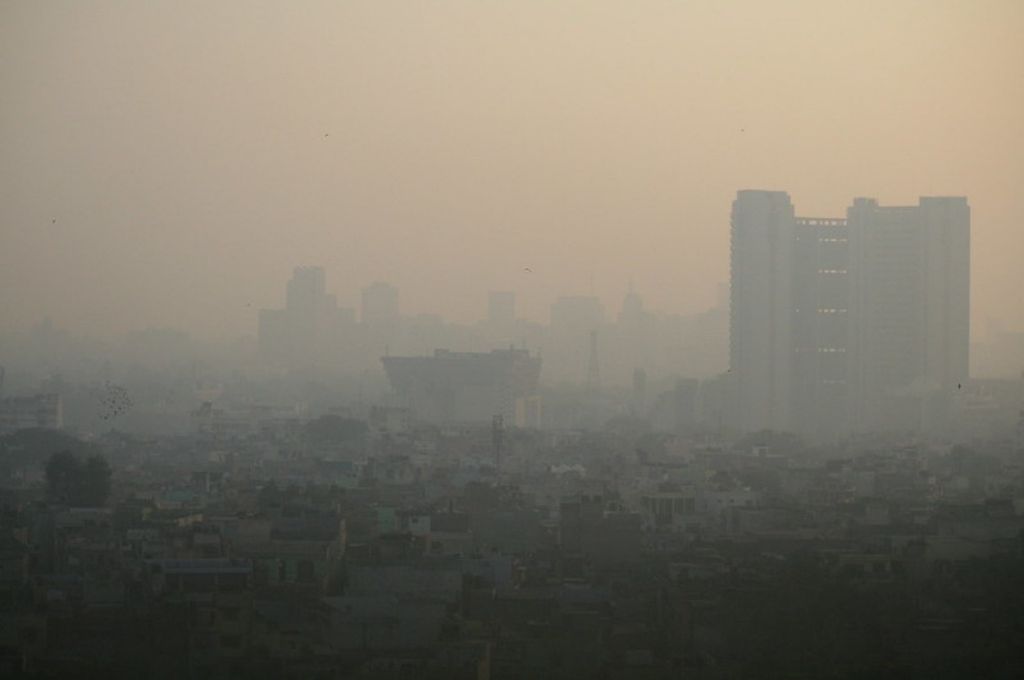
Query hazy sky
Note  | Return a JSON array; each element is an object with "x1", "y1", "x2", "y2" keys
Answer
[{"x1": 2, "y1": 0, "x2": 1022, "y2": 339}]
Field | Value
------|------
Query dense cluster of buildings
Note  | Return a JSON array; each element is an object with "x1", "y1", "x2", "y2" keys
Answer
[
  {"x1": 2, "y1": 190, "x2": 1024, "y2": 676},
  {"x1": 252, "y1": 190, "x2": 979, "y2": 441},
  {"x1": 1, "y1": 407, "x2": 1022, "y2": 677}
]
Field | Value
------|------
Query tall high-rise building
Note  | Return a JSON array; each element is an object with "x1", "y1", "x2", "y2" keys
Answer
[
  {"x1": 285, "y1": 266, "x2": 327, "y2": 314},
  {"x1": 846, "y1": 197, "x2": 970, "y2": 432},
  {"x1": 791, "y1": 215, "x2": 851, "y2": 437},
  {"x1": 618, "y1": 284, "x2": 645, "y2": 326},
  {"x1": 258, "y1": 266, "x2": 354, "y2": 369},
  {"x1": 728, "y1": 191, "x2": 969, "y2": 437},
  {"x1": 729, "y1": 190, "x2": 796, "y2": 433}
]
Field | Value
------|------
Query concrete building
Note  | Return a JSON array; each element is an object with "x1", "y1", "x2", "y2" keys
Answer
[
  {"x1": 729, "y1": 190, "x2": 796, "y2": 433},
  {"x1": 382, "y1": 349, "x2": 541, "y2": 424},
  {"x1": 791, "y1": 216, "x2": 851, "y2": 438},
  {"x1": 285, "y1": 265, "x2": 327, "y2": 314},
  {"x1": 0, "y1": 394, "x2": 62, "y2": 434},
  {"x1": 258, "y1": 266, "x2": 355, "y2": 369},
  {"x1": 846, "y1": 196, "x2": 970, "y2": 433},
  {"x1": 728, "y1": 191, "x2": 969, "y2": 438}
]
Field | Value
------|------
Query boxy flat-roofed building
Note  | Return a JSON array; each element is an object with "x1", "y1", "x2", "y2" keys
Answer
[
  {"x1": 0, "y1": 394, "x2": 62, "y2": 435},
  {"x1": 728, "y1": 191, "x2": 969, "y2": 438},
  {"x1": 382, "y1": 348, "x2": 541, "y2": 425}
]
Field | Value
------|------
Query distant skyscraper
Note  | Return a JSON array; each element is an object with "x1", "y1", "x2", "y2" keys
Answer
[
  {"x1": 258, "y1": 266, "x2": 354, "y2": 370},
  {"x1": 361, "y1": 282, "x2": 399, "y2": 326},
  {"x1": 790, "y1": 214, "x2": 851, "y2": 437},
  {"x1": 846, "y1": 196, "x2": 970, "y2": 432},
  {"x1": 618, "y1": 283, "x2": 645, "y2": 326},
  {"x1": 613, "y1": 283, "x2": 656, "y2": 386},
  {"x1": 729, "y1": 190, "x2": 796, "y2": 433},
  {"x1": 285, "y1": 266, "x2": 327, "y2": 314},
  {"x1": 728, "y1": 191, "x2": 970, "y2": 437}
]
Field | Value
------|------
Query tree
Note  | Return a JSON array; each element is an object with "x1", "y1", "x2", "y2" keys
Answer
[{"x1": 44, "y1": 451, "x2": 112, "y2": 506}]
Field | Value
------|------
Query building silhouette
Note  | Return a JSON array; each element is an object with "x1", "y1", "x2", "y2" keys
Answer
[
  {"x1": 846, "y1": 196, "x2": 970, "y2": 433},
  {"x1": 258, "y1": 266, "x2": 354, "y2": 370},
  {"x1": 730, "y1": 190, "x2": 796, "y2": 433},
  {"x1": 0, "y1": 394, "x2": 62, "y2": 434},
  {"x1": 382, "y1": 349, "x2": 541, "y2": 426},
  {"x1": 729, "y1": 191, "x2": 970, "y2": 437}
]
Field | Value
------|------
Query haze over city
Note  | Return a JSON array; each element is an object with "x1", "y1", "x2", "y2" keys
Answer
[
  {"x1": 2, "y1": 1, "x2": 1022, "y2": 340},
  {"x1": 3, "y1": 3, "x2": 1024, "y2": 678}
]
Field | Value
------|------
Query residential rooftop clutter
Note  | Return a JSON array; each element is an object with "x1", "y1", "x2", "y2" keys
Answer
[{"x1": 1, "y1": 395, "x2": 1022, "y2": 677}]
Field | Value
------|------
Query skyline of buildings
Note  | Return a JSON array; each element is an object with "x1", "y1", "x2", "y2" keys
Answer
[
  {"x1": 254, "y1": 265, "x2": 730, "y2": 387},
  {"x1": 250, "y1": 188, "x2": 975, "y2": 437},
  {"x1": 5, "y1": 190, "x2": 1012, "y2": 439}
]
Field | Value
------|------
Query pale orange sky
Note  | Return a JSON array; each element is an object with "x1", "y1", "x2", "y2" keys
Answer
[{"x1": 1, "y1": 0, "x2": 1022, "y2": 340}]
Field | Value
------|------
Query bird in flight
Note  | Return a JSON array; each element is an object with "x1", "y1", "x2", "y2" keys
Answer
[{"x1": 523, "y1": 267, "x2": 532, "y2": 273}]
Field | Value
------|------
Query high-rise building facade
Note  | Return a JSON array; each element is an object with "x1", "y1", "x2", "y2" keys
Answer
[
  {"x1": 729, "y1": 190, "x2": 796, "y2": 433},
  {"x1": 846, "y1": 197, "x2": 970, "y2": 433},
  {"x1": 728, "y1": 191, "x2": 969, "y2": 438},
  {"x1": 790, "y1": 215, "x2": 851, "y2": 437}
]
